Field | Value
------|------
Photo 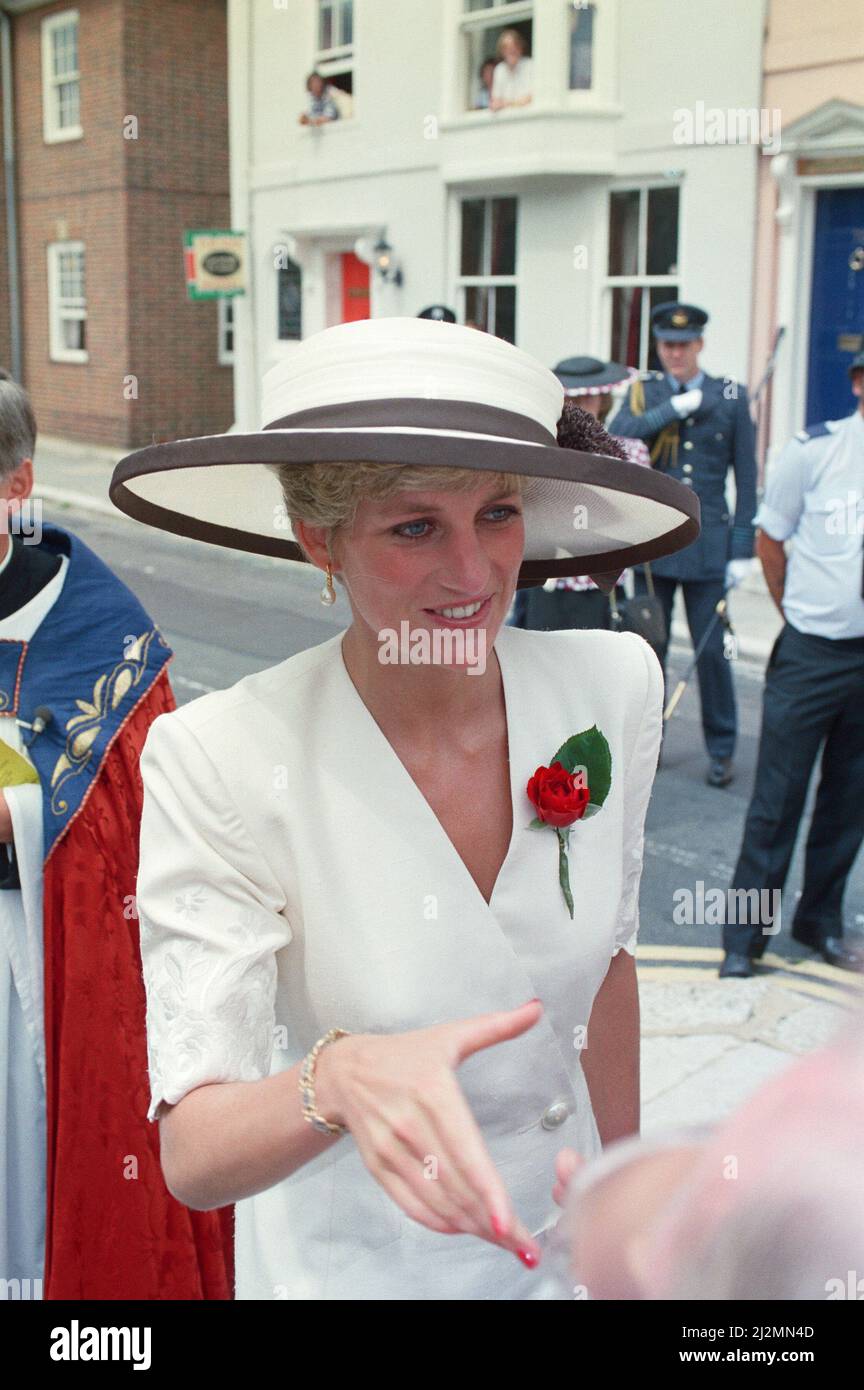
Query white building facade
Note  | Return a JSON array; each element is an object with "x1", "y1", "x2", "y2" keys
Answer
[{"x1": 228, "y1": 0, "x2": 766, "y2": 429}]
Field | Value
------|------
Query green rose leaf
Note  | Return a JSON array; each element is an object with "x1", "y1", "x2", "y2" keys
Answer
[{"x1": 551, "y1": 725, "x2": 612, "y2": 808}]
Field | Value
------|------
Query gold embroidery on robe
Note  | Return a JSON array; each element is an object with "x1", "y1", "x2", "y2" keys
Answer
[
  {"x1": 50, "y1": 628, "x2": 167, "y2": 816},
  {"x1": 0, "y1": 639, "x2": 28, "y2": 715}
]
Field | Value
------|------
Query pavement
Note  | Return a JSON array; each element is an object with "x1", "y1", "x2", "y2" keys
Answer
[{"x1": 32, "y1": 434, "x2": 864, "y2": 1138}]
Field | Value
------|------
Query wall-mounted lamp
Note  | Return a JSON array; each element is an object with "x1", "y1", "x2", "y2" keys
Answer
[{"x1": 373, "y1": 236, "x2": 403, "y2": 287}]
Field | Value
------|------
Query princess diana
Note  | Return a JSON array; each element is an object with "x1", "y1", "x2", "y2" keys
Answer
[{"x1": 110, "y1": 317, "x2": 698, "y2": 1300}]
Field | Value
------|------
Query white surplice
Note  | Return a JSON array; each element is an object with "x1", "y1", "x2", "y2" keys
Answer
[
  {"x1": 136, "y1": 623, "x2": 664, "y2": 1300},
  {"x1": 0, "y1": 553, "x2": 70, "y2": 1291}
]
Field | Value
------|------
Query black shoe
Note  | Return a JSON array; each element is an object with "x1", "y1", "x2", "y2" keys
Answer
[
  {"x1": 719, "y1": 952, "x2": 753, "y2": 978},
  {"x1": 792, "y1": 929, "x2": 864, "y2": 972},
  {"x1": 706, "y1": 757, "x2": 734, "y2": 788}
]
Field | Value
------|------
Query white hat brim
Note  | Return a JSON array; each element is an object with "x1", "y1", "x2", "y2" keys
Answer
[{"x1": 109, "y1": 425, "x2": 699, "y2": 586}]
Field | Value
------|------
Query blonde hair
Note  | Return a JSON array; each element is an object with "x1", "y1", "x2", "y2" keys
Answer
[
  {"x1": 266, "y1": 460, "x2": 526, "y2": 570},
  {"x1": 496, "y1": 27, "x2": 527, "y2": 57}
]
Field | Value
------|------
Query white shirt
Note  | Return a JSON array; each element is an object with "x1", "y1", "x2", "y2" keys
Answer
[
  {"x1": 491, "y1": 56, "x2": 533, "y2": 104},
  {"x1": 755, "y1": 410, "x2": 864, "y2": 638},
  {"x1": 136, "y1": 624, "x2": 663, "y2": 1300}
]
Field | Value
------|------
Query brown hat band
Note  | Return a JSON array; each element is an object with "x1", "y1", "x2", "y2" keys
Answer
[{"x1": 264, "y1": 397, "x2": 558, "y2": 447}]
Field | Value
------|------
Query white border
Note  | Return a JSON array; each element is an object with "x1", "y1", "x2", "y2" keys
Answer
[
  {"x1": 41, "y1": 8, "x2": 82, "y2": 144},
  {"x1": 47, "y1": 240, "x2": 87, "y2": 363}
]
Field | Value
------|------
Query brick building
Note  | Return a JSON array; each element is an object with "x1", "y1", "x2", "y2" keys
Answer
[{"x1": 0, "y1": 0, "x2": 232, "y2": 447}]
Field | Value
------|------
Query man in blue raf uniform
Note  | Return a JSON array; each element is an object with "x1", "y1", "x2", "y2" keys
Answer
[{"x1": 613, "y1": 302, "x2": 757, "y2": 787}]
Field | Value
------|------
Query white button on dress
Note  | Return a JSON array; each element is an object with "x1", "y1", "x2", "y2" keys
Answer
[{"x1": 540, "y1": 1101, "x2": 570, "y2": 1130}]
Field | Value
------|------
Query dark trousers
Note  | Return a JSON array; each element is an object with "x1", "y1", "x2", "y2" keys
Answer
[
  {"x1": 508, "y1": 585, "x2": 623, "y2": 632},
  {"x1": 634, "y1": 570, "x2": 736, "y2": 760},
  {"x1": 724, "y1": 621, "x2": 864, "y2": 955}
]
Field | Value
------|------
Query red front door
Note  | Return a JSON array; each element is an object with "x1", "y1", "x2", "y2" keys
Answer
[{"x1": 340, "y1": 252, "x2": 371, "y2": 322}]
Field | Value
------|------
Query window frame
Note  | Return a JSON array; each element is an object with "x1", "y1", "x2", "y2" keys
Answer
[
  {"x1": 444, "y1": 0, "x2": 618, "y2": 125},
  {"x1": 566, "y1": 0, "x2": 597, "y2": 93},
  {"x1": 455, "y1": 194, "x2": 519, "y2": 343},
  {"x1": 277, "y1": 257, "x2": 304, "y2": 342},
  {"x1": 456, "y1": 0, "x2": 534, "y2": 115},
  {"x1": 603, "y1": 181, "x2": 681, "y2": 370},
  {"x1": 42, "y1": 9, "x2": 83, "y2": 144},
  {"x1": 313, "y1": 0, "x2": 354, "y2": 109},
  {"x1": 218, "y1": 296, "x2": 235, "y2": 366},
  {"x1": 562, "y1": 0, "x2": 618, "y2": 109},
  {"x1": 47, "y1": 240, "x2": 88, "y2": 364}
]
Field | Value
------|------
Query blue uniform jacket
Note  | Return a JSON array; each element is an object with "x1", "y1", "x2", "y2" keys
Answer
[{"x1": 612, "y1": 372, "x2": 757, "y2": 581}]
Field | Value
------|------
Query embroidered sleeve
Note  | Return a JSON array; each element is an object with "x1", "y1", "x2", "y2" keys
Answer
[
  {"x1": 613, "y1": 634, "x2": 664, "y2": 957},
  {"x1": 136, "y1": 712, "x2": 293, "y2": 1122}
]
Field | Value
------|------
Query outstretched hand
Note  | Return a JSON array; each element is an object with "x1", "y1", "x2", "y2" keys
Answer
[{"x1": 313, "y1": 998, "x2": 547, "y2": 1265}]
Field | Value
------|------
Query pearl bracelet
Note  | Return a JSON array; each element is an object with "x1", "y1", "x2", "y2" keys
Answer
[{"x1": 299, "y1": 1028, "x2": 351, "y2": 1135}]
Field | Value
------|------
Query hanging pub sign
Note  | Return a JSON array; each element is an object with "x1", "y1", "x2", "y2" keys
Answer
[{"x1": 183, "y1": 229, "x2": 247, "y2": 300}]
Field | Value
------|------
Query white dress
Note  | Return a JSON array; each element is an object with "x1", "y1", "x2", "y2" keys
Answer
[{"x1": 136, "y1": 624, "x2": 663, "y2": 1300}]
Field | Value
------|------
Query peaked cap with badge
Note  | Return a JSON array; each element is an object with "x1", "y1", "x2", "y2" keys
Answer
[{"x1": 650, "y1": 301, "x2": 708, "y2": 342}]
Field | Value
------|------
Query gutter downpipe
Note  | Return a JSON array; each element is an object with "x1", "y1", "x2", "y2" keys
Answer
[{"x1": 0, "y1": 5, "x2": 22, "y2": 380}]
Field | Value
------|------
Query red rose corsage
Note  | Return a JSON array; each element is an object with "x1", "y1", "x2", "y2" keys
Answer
[{"x1": 526, "y1": 725, "x2": 612, "y2": 919}]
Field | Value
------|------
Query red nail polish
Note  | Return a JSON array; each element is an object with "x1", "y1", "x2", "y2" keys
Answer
[{"x1": 517, "y1": 1247, "x2": 538, "y2": 1268}]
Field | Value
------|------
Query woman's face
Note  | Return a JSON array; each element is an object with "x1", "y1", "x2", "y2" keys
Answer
[
  {"x1": 499, "y1": 36, "x2": 522, "y2": 67},
  {"x1": 327, "y1": 477, "x2": 525, "y2": 659}
]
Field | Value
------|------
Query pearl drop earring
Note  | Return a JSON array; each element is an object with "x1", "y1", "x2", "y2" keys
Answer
[{"x1": 320, "y1": 562, "x2": 336, "y2": 606}]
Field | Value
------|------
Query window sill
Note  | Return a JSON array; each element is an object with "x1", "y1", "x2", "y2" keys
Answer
[
  {"x1": 49, "y1": 350, "x2": 88, "y2": 364},
  {"x1": 44, "y1": 125, "x2": 83, "y2": 144},
  {"x1": 439, "y1": 102, "x2": 622, "y2": 132},
  {"x1": 296, "y1": 118, "x2": 357, "y2": 138}
]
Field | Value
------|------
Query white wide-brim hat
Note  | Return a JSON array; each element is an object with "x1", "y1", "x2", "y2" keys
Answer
[{"x1": 109, "y1": 317, "x2": 699, "y2": 589}]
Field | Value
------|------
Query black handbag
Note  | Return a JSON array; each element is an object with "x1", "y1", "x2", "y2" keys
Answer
[{"x1": 608, "y1": 563, "x2": 667, "y2": 661}]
